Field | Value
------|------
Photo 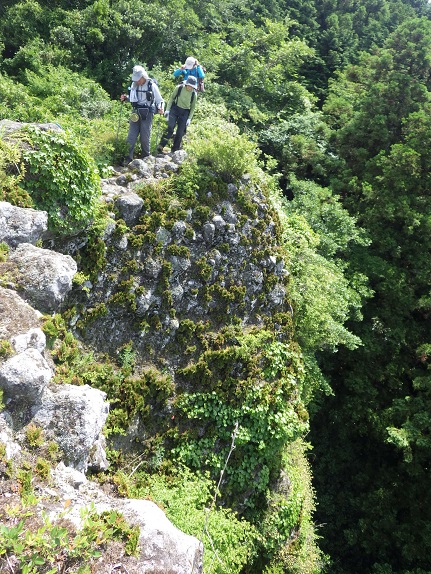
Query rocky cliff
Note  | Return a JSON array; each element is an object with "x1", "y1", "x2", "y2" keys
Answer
[{"x1": 0, "y1": 121, "x2": 316, "y2": 573}]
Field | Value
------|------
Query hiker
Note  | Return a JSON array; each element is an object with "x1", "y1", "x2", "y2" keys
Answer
[
  {"x1": 173, "y1": 57, "x2": 205, "y2": 91},
  {"x1": 120, "y1": 65, "x2": 164, "y2": 163},
  {"x1": 157, "y1": 76, "x2": 198, "y2": 153}
]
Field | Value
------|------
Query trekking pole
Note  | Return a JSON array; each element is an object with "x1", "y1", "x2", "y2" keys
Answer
[
  {"x1": 153, "y1": 113, "x2": 161, "y2": 154},
  {"x1": 114, "y1": 99, "x2": 124, "y2": 158}
]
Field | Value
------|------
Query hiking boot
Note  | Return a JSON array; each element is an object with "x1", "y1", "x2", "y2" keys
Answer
[{"x1": 123, "y1": 156, "x2": 133, "y2": 166}]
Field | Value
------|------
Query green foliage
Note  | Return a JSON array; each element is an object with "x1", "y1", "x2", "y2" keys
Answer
[
  {"x1": 258, "y1": 439, "x2": 327, "y2": 573},
  {"x1": 19, "y1": 126, "x2": 101, "y2": 233},
  {"x1": 117, "y1": 341, "x2": 136, "y2": 372},
  {"x1": 0, "y1": 502, "x2": 139, "y2": 573},
  {"x1": 205, "y1": 18, "x2": 314, "y2": 120},
  {"x1": 24, "y1": 64, "x2": 112, "y2": 119},
  {"x1": 0, "y1": 136, "x2": 32, "y2": 207},
  {"x1": 25, "y1": 423, "x2": 44, "y2": 449},
  {"x1": 17, "y1": 468, "x2": 34, "y2": 500},
  {"x1": 312, "y1": 16, "x2": 431, "y2": 574},
  {"x1": 114, "y1": 465, "x2": 258, "y2": 574},
  {"x1": 45, "y1": 325, "x2": 174, "y2": 437},
  {"x1": 0, "y1": 338, "x2": 14, "y2": 360},
  {"x1": 259, "y1": 110, "x2": 334, "y2": 184},
  {"x1": 77, "y1": 216, "x2": 109, "y2": 282},
  {"x1": 0, "y1": 242, "x2": 10, "y2": 263},
  {"x1": 172, "y1": 330, "x2": 309, "y2": 510},
  {"x1": 4, "y1": 3, "x2": 430, "y2": 572},
  {"x1": 42, "y1": 313, "x2": 67, "y2": 348},
  {"x1": 34, "y1": 457, "x2": 50, "y2": 480},
  {"x1": 269, "y1": 179, "x2": 369, "y2": 353},
  {"x1": 187, "y1": 100, "x2": 261, "y2": 182}
]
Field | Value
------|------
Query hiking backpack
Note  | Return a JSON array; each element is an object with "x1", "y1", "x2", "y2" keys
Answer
[
  {"x1": 197, "y1": 68, "x2": 206, "y2": 92},
  {"x1": 130, "y1": 78, "x2": 158, "y2": 106}
]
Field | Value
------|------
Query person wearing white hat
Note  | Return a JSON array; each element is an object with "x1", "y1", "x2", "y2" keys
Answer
[
  {"x1": 157, "y1": 75, "x2": 198, "y2": 153},
  {"x1": 173, "y1": 56, "x2": 205, "y2": 90},
  {"x1": 120, "y1": 65, "x2": 164, "y2": 163}
]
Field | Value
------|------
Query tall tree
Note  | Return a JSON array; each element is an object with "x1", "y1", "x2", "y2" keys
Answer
[{"x1": 312, "y1": 18, "x2": 431, "y2": 574}]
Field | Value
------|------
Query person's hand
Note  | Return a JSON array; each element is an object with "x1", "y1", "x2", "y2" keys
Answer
[
  {"x1": 120, "y1": 93, "x2": 128, "y2": 102},
  {"x1": 158, "y1": 107, "x2": 164, "y2": 115},
  {"x1": 186, "y1": 119, "x2": 191, "y2": 127},
  {"x1": 164, "y1": 110, "x2": 170, "y2": 119}
]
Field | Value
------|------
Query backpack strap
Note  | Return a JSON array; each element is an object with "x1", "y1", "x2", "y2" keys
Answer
[
  {"x1": 174, "y1": 85, "x2": 183, "y2": 105},
  {"x1": 174, "y1": 85, "x2": 196, "y2": 106},
  {"x1": 147, "y1": 79, "x2": 154, "y2": 104},
  {"x1": 135, "y1": 79, "x2": 154, "y2": 106}
]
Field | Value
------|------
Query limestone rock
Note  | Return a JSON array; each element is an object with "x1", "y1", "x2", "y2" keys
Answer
[
  {"x1": 11, "y1": 327, "x2": 46, "y2": 354},
  {"x1": 0, "y1": 348, "x2": 53, "y2": 428},
  {"x1": 9, "y1": 243, "x2": 77, "y2": 312},
  {"x1": 121, "y1": 498, "x2": 203, "y2": 573},
  {"x1": 32, "y1": 384, "x2": 109, "y2": 472},
  {"x1": 0, "y1": 201, "x2": 48, "y2": 248},
  {"x1": 0, "y1": 287, "x2": 42, "y2": 341},
  {"x1": 114, "y1": 192, "x2": 144, "y2": 226},
  {"x1": 0, "y1": 414, "x2": 21, "y2": 459},
  {"x1": 49, "y1": 463, "x2": 203, "y2": 574}
]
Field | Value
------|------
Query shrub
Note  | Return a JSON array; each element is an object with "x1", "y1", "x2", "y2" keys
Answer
[
  {"x1": 172, "y1": 331, "x2": 309, "y2": 510},
  {"x1": 187, "y1": 100, "x2": 261, "y2": 182},
  {"x1": 19, "y1": 126, "x2": 101, "y2": 233},
  {"x1": 0, "y1": 243, "x2": 9, "y2": 263},
  {"x1": 258, "y1": 439, "x2": 327, "y2": 573},
  {"x1": 25, "y1": 423, "x2": 44, "y2": 449},
  {"x1": 0, "y1": 339, "x2": 14, "y2": 360},
  {"x1": 0, "y1": 137, "x2": 32, "y2": 207},
  {"x1": 0, "y1": 502, "x2": 140, "y2": 572}
]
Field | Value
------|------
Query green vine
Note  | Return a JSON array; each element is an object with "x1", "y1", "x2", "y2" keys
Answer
[{"x1": 20, "y1": 127, "x2": 101, "y2": 233}]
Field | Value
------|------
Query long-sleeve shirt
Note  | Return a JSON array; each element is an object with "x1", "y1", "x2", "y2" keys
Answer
[
  {"x1": 128, "y1": 80, "x2": 164, "y2": 110},
  {"x1": 166, "y1": 85, "x2": 197, "y2": 121},
  {"x1": 173, "y1": 64, "x2": 205, "y2": 82}
]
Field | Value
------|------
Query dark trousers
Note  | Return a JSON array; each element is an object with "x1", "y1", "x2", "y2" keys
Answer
[{"x1": 159, "y1": 104, "x2": 190, "y2": 152}]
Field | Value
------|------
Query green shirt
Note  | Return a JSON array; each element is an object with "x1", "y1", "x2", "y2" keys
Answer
[{"x1": 167, "y1": 85, "x2": 197, "y2": 121}]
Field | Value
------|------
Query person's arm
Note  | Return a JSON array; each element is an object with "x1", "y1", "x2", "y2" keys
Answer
[
  {"x1": 120, "y1": 84, "x2": 133, "y2": 102},
  {"x1": 166, "y1": 86, "x2": 180, "y2": 112},
  {"x1": 173, "y1": 68, "x2": 184, "y2": 79},
  {"x1": 188, "y1": 92, "x2": 197, "y2": 121}
]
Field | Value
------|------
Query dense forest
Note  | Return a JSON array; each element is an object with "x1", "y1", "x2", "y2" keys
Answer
[{"x1": 1, "y1": 0, "x2": 431, "y2": 572}]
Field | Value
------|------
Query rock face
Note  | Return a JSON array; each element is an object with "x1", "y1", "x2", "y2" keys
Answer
[
  {"x1": 0, "y1": 136, "x2": 298, "y2": 571},
  {"x1": 32, "y1": 384, "x2": 109, "y2": 471},
  {"x1": 0, "y1": 189, "x2": 204, "y2": 571},
  {"x1": 44, "y1": 464, "x2": 204, "y2": 573},
  {"x1": 9, "y1": 243, "x2": 77, "y2": 312},
  {"x1": 117, "y1": 499, "x2": 203, "y2": 574},
  {"x1": 0, "y1": 296, "x2": 108, "y2": 471},
  {"x1": 0, "y1": 201, "x2": 48, "y2": 247},
  {"x1": 68, "y1": 177, "x2": 289, "y2": 368},
  {"x1": 0, "y1": 348, "x2": 53, "y2": 409},
  {"x1": 0, "y1": 287, "x2": 42, "y2": 340},
  {"x1": 101, "y1": 151, "x2": 188, "y2": 203},
  {"x1": 0, "y1": 119, "x2": 63, "y2": 135}
]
